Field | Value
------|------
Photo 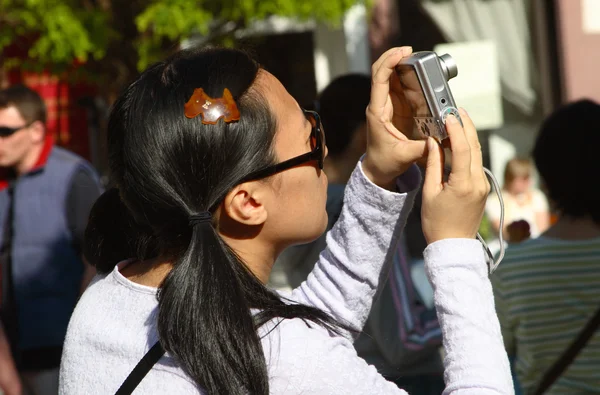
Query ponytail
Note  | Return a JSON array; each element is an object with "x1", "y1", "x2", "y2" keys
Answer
[
  {"x1": 157, "y1": 217, "x2": 352, "y2": 395},
  {"x1": 157, "y1": 221, "x2": 268, "y2": 394},
  {"x1": 84, "y1": 188, "x2": 158, "y2": 273}
]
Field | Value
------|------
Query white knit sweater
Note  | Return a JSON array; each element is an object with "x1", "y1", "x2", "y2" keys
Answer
[{"x1": 59, "y1": 163, "x2": 513, "y2": 394}]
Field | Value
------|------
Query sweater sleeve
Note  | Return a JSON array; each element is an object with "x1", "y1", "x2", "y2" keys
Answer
[
  {"x1": 424, "y1": 239, "x2": 514, "y2": 394},
  {"x1": 286, "y1": 161, "x2": 421, "y2": 339},
  {"x1": 265, "y1": 239, "x2": 513, "y2": 395}
]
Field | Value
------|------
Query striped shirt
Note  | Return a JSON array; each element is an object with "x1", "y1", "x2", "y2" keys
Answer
[{"x1": 491, "y1": 236, "x2": 600, "y2": 394}]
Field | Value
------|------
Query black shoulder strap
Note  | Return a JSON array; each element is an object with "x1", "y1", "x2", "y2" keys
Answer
[
  {"x1": 533, "y1": 305, "x2": 600, "y2": 395},
  {"x1": 115, "y1": 341, "x2": 166, "y2": 395}
]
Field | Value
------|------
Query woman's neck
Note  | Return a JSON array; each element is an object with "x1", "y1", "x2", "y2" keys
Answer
[
  {"x1": 220, "y1": 234, "x2": 277, "y2": 283},
  {"x1": 120, "y1": 258, "x2": 173, "y2": 288}
]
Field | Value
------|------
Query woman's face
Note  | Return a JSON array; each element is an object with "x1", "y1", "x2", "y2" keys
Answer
[{"x1": 255, "y1": 71, "x2": 329, "y2": 248}]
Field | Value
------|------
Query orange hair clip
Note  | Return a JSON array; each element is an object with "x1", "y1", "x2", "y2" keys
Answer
[{"x1": 184, "y1": 88, "x2": 241, "y2": 125}]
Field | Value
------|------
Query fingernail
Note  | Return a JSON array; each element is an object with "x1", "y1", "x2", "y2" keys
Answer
[
  {"x1": 403, "y1": 46, "x2": 413, "y2": 55},
  {"x1": 446, "y1": 114, "x2": 458, "y2": 124},
  {"x1": 459, "y1": 108, "x2": 468, "y2": 116}
]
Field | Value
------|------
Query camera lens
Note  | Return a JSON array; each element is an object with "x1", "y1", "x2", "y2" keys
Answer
[{"x1": 439, "y1": 54, "x2": 458, "y2": 81}]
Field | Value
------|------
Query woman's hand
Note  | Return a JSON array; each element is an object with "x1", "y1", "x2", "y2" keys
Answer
[
  {"x1": 363, "y1": 46, "x2": 427, "y2": 190},
  {"x1": 422, "y1": 109, "x2": 490, "y2": 243}
]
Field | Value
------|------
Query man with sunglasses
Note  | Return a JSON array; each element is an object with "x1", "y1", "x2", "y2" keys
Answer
[{"x1": 0, "y1": 85, "x2": 103, "y2": 395}]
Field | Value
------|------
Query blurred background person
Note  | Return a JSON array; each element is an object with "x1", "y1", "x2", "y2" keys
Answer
[
  {"x1": 0, "y1": 85, "x2": 103, "y2": 395},
  {"x1": 492, "y1": 99, "x2": 600, "y2": 394},
  {"x1": 486, "y1": 157, "x2": 550, "y2": 243},
  {"x1": 271, "y1": 73, "x2": 444, "y2": 394}
]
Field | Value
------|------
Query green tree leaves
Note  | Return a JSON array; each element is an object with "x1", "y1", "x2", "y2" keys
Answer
[{"x1": 1, "y1": 0, "x2": 365, "y2": 76}]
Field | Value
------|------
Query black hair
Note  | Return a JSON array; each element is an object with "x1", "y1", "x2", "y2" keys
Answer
[
  {"x1": 0, "y1": 84, "x2": 47, "y2": 124},
  {"x1": 316, "y1": 74, "x2": 371, "y2": 157},
  {"x1": 532, "y1": 99, "x2": 600, "y2": 222},
  {"x1": 84, "y1": 47, "x2": 344, "y2": 394},
  {"x1": 83, "y1": 188, "x2": 157, "y2": 270}
]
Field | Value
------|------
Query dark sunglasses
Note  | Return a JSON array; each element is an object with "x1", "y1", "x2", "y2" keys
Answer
[
  {"x1": 241, "y1": 109, "x2": 325, "y2": 183},
  {"x1": 0, "y1": 124, "x2": 31, "y2": 138}
]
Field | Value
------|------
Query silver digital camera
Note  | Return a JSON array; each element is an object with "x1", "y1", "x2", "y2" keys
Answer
[{"x1": 396, "y1": 51, "x2": 460, "y2": 142}]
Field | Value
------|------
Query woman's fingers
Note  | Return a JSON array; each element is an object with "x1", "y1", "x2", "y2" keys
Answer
[
  {"x1": 369, "y1": 47, "x2": 412, "y2": 113},
  {"x1": 458, "y1": 108, "x2": 483, "y2": 174},
  {"x1": 445, "y1": 114, "x2": 471, "y2": 183},
  {"x1": 423, "y1": 138, "x2": 444, "y2": 196},
  {"x1": 457, "y1": 108, "x2": 490, "y2": 194}
]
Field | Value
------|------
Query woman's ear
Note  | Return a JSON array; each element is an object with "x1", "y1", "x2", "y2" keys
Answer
[{"x1": 221, "y1": 182, "x2": 268, "y2": 226}]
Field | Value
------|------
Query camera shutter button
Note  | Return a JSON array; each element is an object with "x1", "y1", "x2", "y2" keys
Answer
[{"x1": 441, "y1": 107, "x2": 461, "y2": 125}]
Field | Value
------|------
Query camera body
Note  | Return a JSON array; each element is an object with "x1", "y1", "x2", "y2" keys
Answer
[{"x1": 396, "y1": 51, "x2": 460, "y2": 141}]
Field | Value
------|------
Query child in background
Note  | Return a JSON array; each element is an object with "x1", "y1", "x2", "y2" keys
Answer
[{"x1": 486, "y1": 157, "x2": 550, "y2": 243}]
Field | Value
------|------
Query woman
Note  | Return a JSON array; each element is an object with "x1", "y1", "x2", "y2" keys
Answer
[{"x1": 59, "y1": 46, "x2": 512, "y2": 394}]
